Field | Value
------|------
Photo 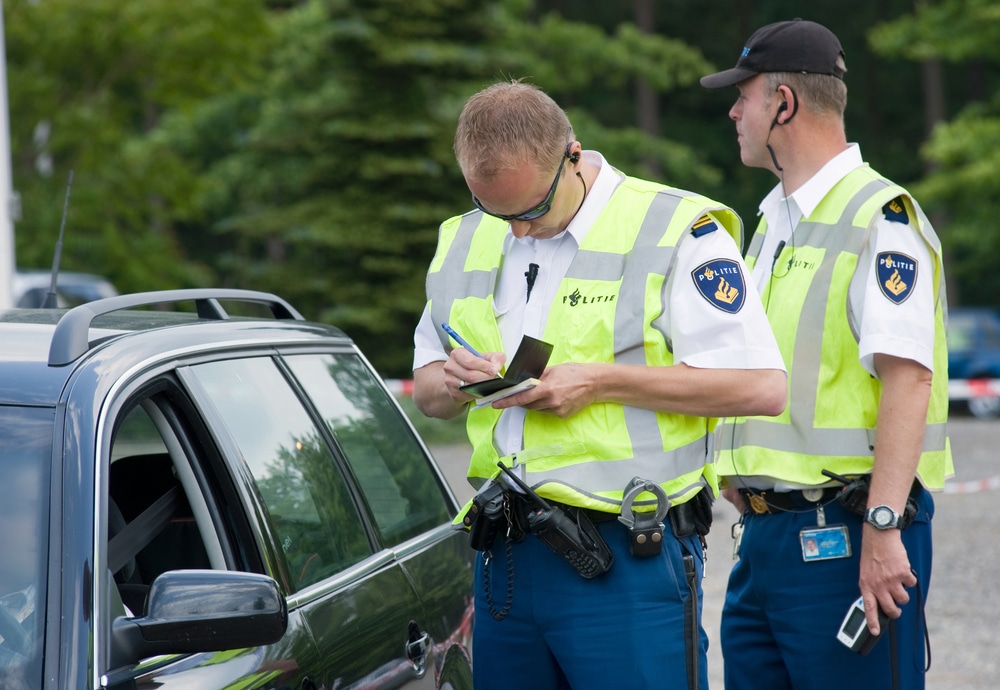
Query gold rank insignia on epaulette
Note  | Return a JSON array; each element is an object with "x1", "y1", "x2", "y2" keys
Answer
[
  {"x1": 882, "y1": 197, "x2": 910, "y2": 225},
  {"x1": 691, "y1": 215, "x2": 718, "y2": 237},
  {"x1": 876, "y1": 251, "x2": 918, "y2": 304}
]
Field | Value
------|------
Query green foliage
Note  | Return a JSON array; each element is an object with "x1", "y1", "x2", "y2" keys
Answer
[
  {"x1": 5, "y1": 0, "x2": 270, "y2": 287},
  {"x1": 869, "y1": 0, "x2": 1000, "y2": 63},
  {"x1": 872, "y1": 1, "x2": 1000, "y2": 306},
  {"x1": 915, "y1": 101, "x2": 1000, "y2": 302}
]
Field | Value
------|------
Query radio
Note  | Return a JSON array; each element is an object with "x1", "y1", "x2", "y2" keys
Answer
[
  {"x1": 836, "y1": 596, "x2": 888, "y2": 655},
  {"x1": 496, "y1": 463, "x2": 614, "y2": 579}
]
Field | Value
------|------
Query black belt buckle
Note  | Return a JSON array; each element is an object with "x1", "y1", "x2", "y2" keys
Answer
[{"x1": 618, "y1": 477, "x2": 669, "y2": 557}]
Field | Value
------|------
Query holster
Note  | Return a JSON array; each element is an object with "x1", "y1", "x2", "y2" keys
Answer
[
  {"x1": 668, "y1": 488, "x2": 714, "y2": 538},
  {"x1": 832, "y1": 474, "x2": 919, "y2": 530}
]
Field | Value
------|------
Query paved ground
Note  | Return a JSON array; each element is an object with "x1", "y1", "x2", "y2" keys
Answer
[{"x1": 428, "y1": 413, "x2": 998, "y2": 689}]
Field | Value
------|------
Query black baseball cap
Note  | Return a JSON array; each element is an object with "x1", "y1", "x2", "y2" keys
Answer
[{"x1": 700, "y1": 19, "x2": 846, "y2": 89}]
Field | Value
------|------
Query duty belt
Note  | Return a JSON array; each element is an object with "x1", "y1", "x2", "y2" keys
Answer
[{"x1": 739, "y1": 487, "x2": 841, "y2": 515}]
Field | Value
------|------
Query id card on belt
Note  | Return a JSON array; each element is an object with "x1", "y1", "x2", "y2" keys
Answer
[{"x1": 799, "y1": 525, "x2": 851, "y2": 562}]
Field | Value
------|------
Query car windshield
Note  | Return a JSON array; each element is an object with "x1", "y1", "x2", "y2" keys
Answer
[{"x1": 0, "y1": 407, "x2": 52, "y2": 688}]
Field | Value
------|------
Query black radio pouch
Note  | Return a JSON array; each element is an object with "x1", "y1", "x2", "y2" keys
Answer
[
  {"x1": 464, "y1": 481, "x2": 505, "y2": 551},
  {"x1": 668, "y1": 488, "x2": 715, "y2": 538},
  {"x1": 823, "y1": 470, "x2": 919, "y2": 530}
]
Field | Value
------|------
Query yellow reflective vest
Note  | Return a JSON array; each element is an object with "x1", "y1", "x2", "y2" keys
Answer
[
  {"x1": 426, "y1": 175, "x2": 743, "y2": 512},
  {"x1": 718, "y1": 165, "x2": 953, "y2": 488}
]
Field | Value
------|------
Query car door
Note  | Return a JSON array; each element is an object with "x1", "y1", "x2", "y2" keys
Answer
[
  {"x1": 280, "y1": 353, "x2": 474, "y2": 687},
  {"x1": 183, "y1": 352, "x2": 445, "y2": 690},
  {"x1": 98, "y1": 380, "x2": 320, "y2": 690}
]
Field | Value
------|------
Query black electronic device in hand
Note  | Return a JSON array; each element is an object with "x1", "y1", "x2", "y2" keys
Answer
[
  {"x1": 836, "y1": 596, "x2": 889, "y2": 655},
  {"x1": 496, "y1": 463, "x2": 614, "y2": 579}
]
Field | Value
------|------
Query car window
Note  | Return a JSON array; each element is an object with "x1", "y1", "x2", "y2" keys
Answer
[
  {"x1": 107, "y1": 401, "x2": 219, "y2": 616},
  {"x1": 189, "y1": 358, "x2": 372, "y2": 591},
  {"x1": 0, "y1": 407, "x2": 52, "y2": 690},
  {"x1": 284, "y1": 354, "x2": 451, "y2": 547}
]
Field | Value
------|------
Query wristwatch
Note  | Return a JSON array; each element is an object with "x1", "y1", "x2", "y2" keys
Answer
[{"x1": 865, "y1": 504, "x2": 902, "y2": 530}]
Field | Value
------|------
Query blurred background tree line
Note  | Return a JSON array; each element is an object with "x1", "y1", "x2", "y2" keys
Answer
[{"x1": 4, "y1": 0, "x2": 999, "y2": 376}]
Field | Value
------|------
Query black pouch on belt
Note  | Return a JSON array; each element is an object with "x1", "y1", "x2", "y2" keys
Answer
[
  {"x1": 669, "y1": 488, "x2": 715, "y2": 538},
  {"x1": 465, "y1": 481, "x2": 505, "y2": 551},
  {"x1": 823, "y1": 470, "x2": 920, "y2": 529}
]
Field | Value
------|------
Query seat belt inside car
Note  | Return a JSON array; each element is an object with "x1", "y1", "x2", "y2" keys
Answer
[{"x1": 108, "y1": 485, "x2": 182, "y2": 575}]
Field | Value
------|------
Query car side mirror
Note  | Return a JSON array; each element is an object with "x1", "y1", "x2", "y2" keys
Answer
[{"x1": 110, "y1": 569, "x2": 287, "y2": 668}]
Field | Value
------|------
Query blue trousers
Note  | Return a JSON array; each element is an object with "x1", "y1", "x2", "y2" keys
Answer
[
  {"x1": 472, "y1": 517, "x2": 707, "y2": 690},
  {"x1": 721, "y1": 489, "x2": 934, "y2": 690}
]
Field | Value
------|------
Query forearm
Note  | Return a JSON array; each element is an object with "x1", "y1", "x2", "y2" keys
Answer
[
  {"x1": 857, "y1": 353, "x2": 931, "y2": 630},
  {"x1": 868, "y1": 354, "x2": 931, "y2": 510},
  {"x1": 588, "y1": 362, "x2": 787, "y2": 418}
]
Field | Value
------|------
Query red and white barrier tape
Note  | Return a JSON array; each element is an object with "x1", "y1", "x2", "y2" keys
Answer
[
  {"x1": 943, "y1": 475, "x2": 1000, "y2": 494},
  {"x1": 384, "y1": 379, "x2": 414, "y2": 397},
  {"x1": 948, "y1": 378, "x2": 1000, "y2": 400}
]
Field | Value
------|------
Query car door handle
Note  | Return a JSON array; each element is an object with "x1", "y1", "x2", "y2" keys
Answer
[{"x1": 405, "y1": 620, "x2": 430, "y2": 677}]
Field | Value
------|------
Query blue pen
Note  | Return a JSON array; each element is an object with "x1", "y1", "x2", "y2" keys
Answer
[{"x1": 441, "y1": 323, "x2": 485, "y2": 359}]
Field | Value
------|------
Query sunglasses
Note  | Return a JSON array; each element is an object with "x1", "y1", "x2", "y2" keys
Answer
[{"x1": 472, "y1": 144, "x2": 572, "y2": 222}]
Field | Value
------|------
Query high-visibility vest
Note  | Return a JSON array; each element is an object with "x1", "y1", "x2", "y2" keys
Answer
[
  {"x1": 718, "y1": 165, "x2": 953, "y2": 488},
  {"x1": 427, "y1": 174, "x2": 743, "y2": 512}
]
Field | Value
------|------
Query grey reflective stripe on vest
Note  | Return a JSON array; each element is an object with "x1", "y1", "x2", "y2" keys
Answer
[
  {"x1": 426, "y1": 212, "x2": 498, "y2": 349},
  {"x1": 737, "y1": 178, "x2": 948, "y2": 457},
  {"x1": 734, "y1": 417, "x2": 948, "y2": 456},
  {"x1": 523, "y1": 433, "x2": 712, "y2": 509},
  {"x1": 744, "y1": 220, "x2": 766, "y2": 260}
]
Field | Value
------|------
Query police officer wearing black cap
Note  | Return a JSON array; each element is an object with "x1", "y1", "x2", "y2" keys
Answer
[{"x1": 701, "y1": 19, "x2": 953, "y2": 690}]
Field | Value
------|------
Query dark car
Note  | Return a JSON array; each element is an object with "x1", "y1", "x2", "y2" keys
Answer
[
  {"x1": 0, "y1": 289, "x2": 473, "y2": 689},
  {"x1": 12, "y1": 268, "x2": 119, "y2": 308},
  {"x1": 947, "y1": 306, "x2": 1000, "y2": 418}
]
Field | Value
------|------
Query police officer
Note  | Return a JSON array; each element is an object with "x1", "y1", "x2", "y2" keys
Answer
[
  {"x1": 412, "y1": 80, "x2": 786, "y2": 690},
  {"x1": 701, "y1": 19, "x2": 953, "y2": 690}
]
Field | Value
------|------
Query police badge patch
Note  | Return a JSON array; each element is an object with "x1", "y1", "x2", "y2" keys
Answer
[
  {"x1": 876, "y1": 252, "x2": 917, "y2": 304},
  {"x1": 691, "y1": 259, "x2": 746, "y2": 313}
]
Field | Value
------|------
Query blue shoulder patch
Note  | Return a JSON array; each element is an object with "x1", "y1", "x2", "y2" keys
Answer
[
  {"x1": 691, "y1": 259, "x2": 745, "y2": 313},
  {"x1": 691, "y1": 215, "x2": 718, "y2": 237},
  {"x1": 883, "y1": 197, "x2": 910, "y2": 225},
  {"x1": 876, "y1": 252, "x2": 918, "y2": 304}
]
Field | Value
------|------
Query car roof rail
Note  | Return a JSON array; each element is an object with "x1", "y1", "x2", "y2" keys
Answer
[{"x1": 48, "y1": 289, "x2": 305, "y2": 366}]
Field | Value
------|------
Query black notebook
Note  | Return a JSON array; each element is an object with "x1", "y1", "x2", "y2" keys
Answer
[{"x1": 460, "y1": 335, "x2": 553, "y2": 407}]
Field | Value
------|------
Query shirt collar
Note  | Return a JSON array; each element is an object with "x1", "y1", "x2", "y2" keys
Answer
[{"x1": 759, "y1": 143, "x2": 864, "y2": 220}]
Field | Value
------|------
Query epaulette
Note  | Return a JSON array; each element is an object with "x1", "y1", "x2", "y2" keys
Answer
[
  {"x1": 691, "y1": 215, "x2": 718, "y2": 237},
  {"x1": 882, "y1": 197, "x2": 910, "y2": 225}
]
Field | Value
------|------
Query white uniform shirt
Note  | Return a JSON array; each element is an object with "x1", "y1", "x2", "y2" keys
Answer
[
  {"x1": 755, "y1": 144, "x2": 936, "y2": 376},
  {"x1": 414, "y1": 150, "x2": 785, "y2": 457}
]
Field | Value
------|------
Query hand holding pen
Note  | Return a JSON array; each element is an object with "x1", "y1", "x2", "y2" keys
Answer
[
  {"x1": 441, "y1": 323, "x2": 502, "y2": 392},
  {"x1": 441, "y1": 323, "x2": 485, "y2": 359}
]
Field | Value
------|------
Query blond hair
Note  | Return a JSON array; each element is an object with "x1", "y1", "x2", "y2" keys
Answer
[
  {"x1": 454, "y1": 80, "x2": 573, "y2": 180},
  {"x1": 763, "y1": 56, "x2": 848, "y2": 120}
]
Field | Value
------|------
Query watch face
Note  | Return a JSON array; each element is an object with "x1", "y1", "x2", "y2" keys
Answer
[{"x1": 872, "y1": 506, "x2": 894, "y2": 527}]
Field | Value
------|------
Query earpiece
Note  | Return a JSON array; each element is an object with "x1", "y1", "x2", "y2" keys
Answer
[
  {"x1": 771, "y1": 101, "x2": 788, "y2": 130},
  {"x1": 569, "y1": 150, "x2": 581, "y2": 164}
]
